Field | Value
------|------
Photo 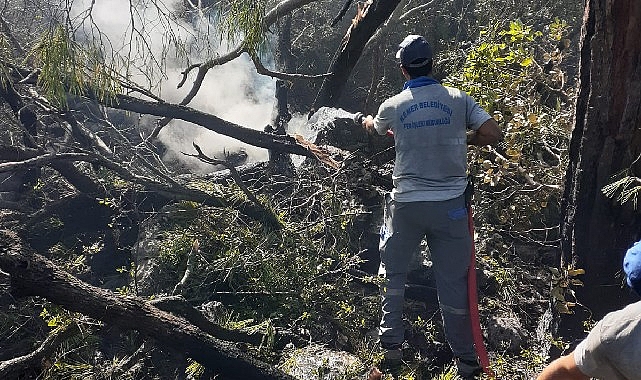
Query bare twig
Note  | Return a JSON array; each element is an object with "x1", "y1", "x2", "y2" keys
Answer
[
  {"x1": 249, "y1": 53, "x2": 332, "y2": 81},
  {"x1": 172, "y1": 240, "x2": 200, "y2": 296},
  {"x1": 185, "y1": 143, "x2": 264, "y2": 208}
]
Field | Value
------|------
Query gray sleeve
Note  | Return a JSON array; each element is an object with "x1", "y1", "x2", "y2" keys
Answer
[
  {"x1": 574, "y1": 320, "x2": 620, "y2": 379},
  {"x1": 464, "y1": 93, "x2": 492, "y2": 130},
  {"x1": 373, "y1": 100, "x2": 394, "y2": 135},
  {"x1": 574, "y1": 331, "x2": 604, "y2": 376}
]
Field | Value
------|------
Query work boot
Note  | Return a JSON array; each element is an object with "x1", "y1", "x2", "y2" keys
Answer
[{"x1": 455, "y1": 357, "x2": 482, "y2": 379}]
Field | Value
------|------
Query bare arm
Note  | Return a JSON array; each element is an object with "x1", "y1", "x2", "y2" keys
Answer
[
  {"x1": 536, "y1": 352, "x2": 590, "y2": 380},
  {"x1": 467, "y1": 118, "x2": 501, "y2": 146}
]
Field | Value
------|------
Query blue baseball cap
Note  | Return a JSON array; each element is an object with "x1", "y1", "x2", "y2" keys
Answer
[
  {"x1": 623, "y1": 240, "x2": 641, "y2": 294},
  {"x1": 396, "y1": 35, "x2": 433, "y2": 68}
]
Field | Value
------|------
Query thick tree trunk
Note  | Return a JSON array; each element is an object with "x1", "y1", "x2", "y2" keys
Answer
[
  {"x1": 312, "y1": 0, "x2": 402, "y2": 109},
  {"x1": 561, "y1": 0, "x2": 641, "y2": 322},
  {"x1": 0, "y1": 231, "x2": 295, "y2": 380}
]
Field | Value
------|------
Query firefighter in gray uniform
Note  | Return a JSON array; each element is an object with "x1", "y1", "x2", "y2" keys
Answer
[{"x1": 362, "y1": 34, "x2": 501, "y2": 378}]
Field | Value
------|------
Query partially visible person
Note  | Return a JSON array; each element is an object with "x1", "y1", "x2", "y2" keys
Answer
[{"x1": 536, "y1": 240, "x2": 641, "y2": 380}]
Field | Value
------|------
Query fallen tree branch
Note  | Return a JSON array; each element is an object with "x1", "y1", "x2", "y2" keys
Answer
[
  {"x1": 185, "y1": 143, "x2": 284, "y2": 229},
  {"x1": 0, "y1": 323, "x2": 79, "y2": 379},
  {"x1": 150, "y1": 295, "x2": 308, "y2": 350},
  {"x1": 1, "y1": 149, "x2": 283, "y2": 230},
  {"x1": 186, "y1": 143, "x2": 263, "y2": 208},
  {"x1": 0, "y1": 230, "x2": 296, "y2": 380},
  {"x1": 0, "y1": 151, "x2": 219, "y2": 201},
  {"x1": 113, "y1": 94, "x2": 316, "y2": 158}
]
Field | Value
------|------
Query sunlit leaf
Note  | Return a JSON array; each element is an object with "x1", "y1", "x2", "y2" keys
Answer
[{"x1": 568, "y1": 269, "x2": 585, "y2": 276}]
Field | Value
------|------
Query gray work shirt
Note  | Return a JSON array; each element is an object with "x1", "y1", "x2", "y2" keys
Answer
[
  {"x1": 373, "y1": 82, "x2": 491, "y2": 202},
  {"x1": 574, "y1": 300, "x2": 641, "y2": 380}
]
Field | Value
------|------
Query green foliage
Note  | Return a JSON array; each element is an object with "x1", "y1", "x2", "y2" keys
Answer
[
  {"x1": 36, "y1": 307, "x2": 102, "y2": 380},
  {"x1": 150, "y1": 167, "x2": 381, "y2": 354},
  {"x1": 602, "y1": 161, "x2": 641, "y2": 209},
  {"x1": 457, "y1": 21, "x2": 541, "y2": 110},
  {"x1": 48, "y1": 242, "x2": 89, "y2": 276},
  {"x1": 40, "y1": 306, "x2": 73, "y2": 328},
  {"x1": 215, "y1": 0, "x2": 268, "y2": 54},
  {"x1": 185, "y1": 358, "x2": 206, "y2": 378},
  {"x1": 30, "y1": 25, "x2": 120, "y2": 107},
  {"x1": 445, "y1": 20, "x2": 573, "y2": 244}
]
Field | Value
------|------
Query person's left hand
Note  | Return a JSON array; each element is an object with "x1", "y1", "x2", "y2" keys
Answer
[{"x1": 362, "y1": 115, "x2": 375, "y2": 133}]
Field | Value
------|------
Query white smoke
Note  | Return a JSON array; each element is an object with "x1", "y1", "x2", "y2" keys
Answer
[{"x1": 70, "y1": 0, "x2": 275, "y2": 173}]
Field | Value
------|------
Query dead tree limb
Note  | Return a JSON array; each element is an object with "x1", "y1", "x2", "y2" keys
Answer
[
  {"x1": 331, "y1": 0, "x2": 354, "y2": 26},
  {"x1": 0, "y1": 230, "x2": 296, "y2": 380},
  {"x1": 150, "y1": 0, "x2": 321, "y2": 138},
  {"x1": 249, "y1": 53, "x2": 331, "y2": 81},
  {"x1": 150, "y1": 296, "x2": 308, "y2": 350},
  {"x1": 185, "y1": 143, "x2": 284, "y2": 229},
  {"x1": 312, "y1": 0, "x2": 402, "y2": 109},
  {"x1": 1, "y1": 148, "x2": 281, "y2": 230},
  {"x1": 112, "y1": 94, "x2": 339, "y2": 170},
  {"x1": 0, "y1": 323, "x2": 79, "y2": 379},
  {"x1": 187, "y1": 144, "x2": 263, "y2": 207}
]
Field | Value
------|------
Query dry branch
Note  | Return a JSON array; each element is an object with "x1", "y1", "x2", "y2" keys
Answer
[
  {"x1": 0, "y1": 323, "x2": 79, "y2": 379},
  {"x1": 113, "y1": 94, "x2": 315, "y2": 158},
  {"x1": 250, "y1": 53, "x2": 331, "y2": 81},
  {"x1": 150, "y1": 296, "x2": 307, "y2": 349},
  {"x1": 0, "y1": 230, "x2": 296, "y2": 380},
  {"x1": 312, "y1": 0, "x2": 402, "y2": 109},
  {"x1": 151, "y1": 0, "x2": 321, "y2": 138}
]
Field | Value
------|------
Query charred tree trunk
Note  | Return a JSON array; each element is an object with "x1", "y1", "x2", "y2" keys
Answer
[
  {"x1": 267, "y1": 15, "x2": 295, "y2": 174},
  {"x1": 312, "y1": 0, "x2": 402, "y2": 109},
  {"x1": 0, "y1": 231, "x2": 295, "y2": 380},
  {"x1": 560, "y1": 0, "x2": 641, "y2": 325}
]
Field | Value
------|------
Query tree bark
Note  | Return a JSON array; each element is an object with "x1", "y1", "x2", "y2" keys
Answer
[
  {"x1": 560, "y1": 0, "x2": 641, "y2": 321},
  {"x1": 0, "y1": 323, "x2": 79, "y2": 379},
  {"x1": 0, "y1": 230, "x2": 296, "y2": 380},
  {"x1": 113, "y1": 94, "x2": 316, "y2": 159},
  {"x1": 267, "y1": 14, "x2": 295, "y2": 174},
  {"x1": 312, "y1": 0, "x2": 402, "y2": 109}
]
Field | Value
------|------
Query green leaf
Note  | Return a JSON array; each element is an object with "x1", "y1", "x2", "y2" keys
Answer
[{"x1": 520, "y1": 57, "x2": 533, "y2": 67}]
